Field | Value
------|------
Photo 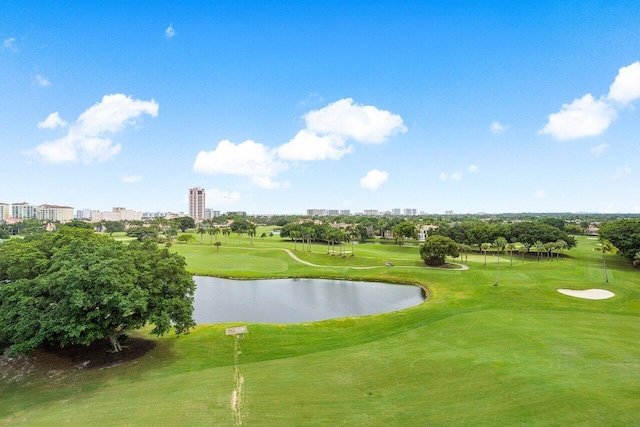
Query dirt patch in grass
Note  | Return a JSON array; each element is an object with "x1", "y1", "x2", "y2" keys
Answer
[{"x1": 1, "y1": 337, "x2": 155, "y2": 381}]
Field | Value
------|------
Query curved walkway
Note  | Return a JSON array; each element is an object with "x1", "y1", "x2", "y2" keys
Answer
[{"x1": 280, "y1": 248, "x2": 469, "y2": 271}]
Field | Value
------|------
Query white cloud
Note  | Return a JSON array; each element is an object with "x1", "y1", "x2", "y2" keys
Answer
[
  {"x1": 3, "y1": 37, "x2": 17, "y2": 51},
  {"x1": 535, "y1": 190, "x2": 545, "y2": 199},
  {"x1": 32, "y1": 94, "x2": 158, "y2": 164},
  {"x1": 207, "y1": 188, "x2": 241, "y2": 206},
  {"x1": 611, "y1": 165, "x2": 631, "y2": 180},
  {"x1": 165, "y1": 24, "x2": 176, "y2": 38},
  {"x1": 440, "y1": 172, "x2": 462, "y2": 181},
  {"x1": 468, "y1": 165, "x2": 479, "y2": 173},
  {"x1": 489, "y1": 121, "x2": 508, "y2": 134},
  {"x1": 608, "y1": 61, "x2": 640, "y2": 106},
  {"x1": 304, "y1": 98, "x2": 407, "y2": 143},
  {"x1": 38, "y1": 112, "x2": 67, "y2": 129},
  {"x1": 360, "y1": 169, "x2": 388, "y2": 191},
  {"x1": 34, "y1": 74, "x2": 50, "y2": 87},
  {"x1": 122, "y1": 174, "x2": 143, "y2": 183},
  {"x1": 590, "y1": 143, "x2": 610, "y2": 157},
  {"x1": 634, "y1": 206, "x2": 640, "y2": 213},
  {"x1": 193, "y1": 139, "x2": 289, "y2": 189},
  {"x1": 538, "y1": 94, "x2": 616, "y2": 140},
  {"x1": 277, "y1": 129, "x2": 352, "y2": 161}
]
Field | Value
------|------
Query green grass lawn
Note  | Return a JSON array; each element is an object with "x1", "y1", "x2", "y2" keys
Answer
[{"x1": 1, "y1": 235, "x2": 639, "y2": 425}]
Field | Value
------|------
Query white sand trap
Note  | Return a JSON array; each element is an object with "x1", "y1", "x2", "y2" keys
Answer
[
  {"x1": 587, "y1": 237, "x2": 598, "y2": 240},
  {"x1": 557, "y1": 289, "x2": 615, "y2": 300}
]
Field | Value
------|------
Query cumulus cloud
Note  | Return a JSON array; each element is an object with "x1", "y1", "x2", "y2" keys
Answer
[
  {"x1": 122, "y1": 174, "x2": 143, "y2": 183},
  {"x1": 540, "y1": 61, "x2": 640, "y2": 140},
  {"x1": 165, "y1": 24, "x2": 176, "y2": 38},
  {"x1": 468, "y1": 165, "x2": 479, "y2": 173},
  {"x1": 34, "y1": 74, "x2": 50, "y2": 87},
  {"x1": 38, "y1": 112, "x2": 67, "y2": 129},
  {"x1": 489, "y1": 121, "x2": 508, "y2": 134},
  {"x1": 193, "y1": 139, "x2": 289, "y2": 189},
  {"x1": 535, "y1": 190, "x2": 545, "y2": 199},
  {"x1": 590, "y1": 143, "x2": 610, "y2": 157},
  {"x1": 304, "y1": 98, "x2": 407, "y2": 143},
  {"x1": 439, "y1": 172, "x2": 447, "y2": 181},
  {"x1": 538, "y1": 94, "x2": 617, "y2": 140},
  {"x1": 207, "y1": 188, "x2": 241, "y2": 206},
  {"x1": 277, "y1": 129, "x2": 352, "y2": 161},
  {"x1": 610, "y1": 165, "x2": 631, "y2": 180},
  {"x1": 360, "y1": 169, "x2": 388, "y2": 191},
  {"x1": 32, "y1": 94, "x2": 158, "y2": 164},
  {"x1": 3, "y1": 37, "x2": 17, "y2": 51},
  {"x1": 608, "y1": 61, "x2": 640, "y2": 106}
]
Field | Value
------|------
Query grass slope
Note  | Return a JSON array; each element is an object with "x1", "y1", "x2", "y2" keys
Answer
[{"x1": 1, "y1": 235, "x2": 639, "y2": 426}]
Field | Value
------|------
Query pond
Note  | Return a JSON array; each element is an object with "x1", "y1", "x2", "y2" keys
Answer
[{"x1": 193, "y1": 276, "x2": 425, "y2": 324}]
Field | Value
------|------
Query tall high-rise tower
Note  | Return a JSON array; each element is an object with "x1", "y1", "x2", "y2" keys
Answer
[{"x1": 189, "y1": 187, "x2": 206, "y2": 220}]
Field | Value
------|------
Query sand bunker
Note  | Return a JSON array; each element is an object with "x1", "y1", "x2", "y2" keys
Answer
[{"x1": 557, "y1": 289, "x2": 615, "y2": 300}]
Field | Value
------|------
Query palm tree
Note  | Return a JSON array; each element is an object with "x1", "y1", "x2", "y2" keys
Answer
[
  {"x1": 222, "y1": 228, "x2": 231, "y2": 244},
  {"x1": 596, "y1": 239, "x2": 618, "y2": 283},
  {"x1": 196, "y1": 226, "x2": 206, "y2": 244},
  {"x1": 533, "y1": 241, "x2": 545, "y2": 262},
  {"x1": 556, "y1": 239, "x2": 567, "y2": 260},
  {"x1": 290, "y1": 230, "x2": 300, "y2": 250},
  {"x1": 247, "y1": 226, "x2": 256, "y2": 245},
  {"x1": 506, "y1": 243, "x2": 516, "y2": 267},
  {"x1": 481, "y1": 242, "x2": 491, "y2": 265},
  {"x1": 212, "y1": 226, "x2": 220, "y2": 243},
  {"x1": 493, "y1": 237, "x2": 508, "y2": 286}
]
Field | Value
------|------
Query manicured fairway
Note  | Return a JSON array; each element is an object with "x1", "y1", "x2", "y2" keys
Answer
[{"x1": 1, "y1": 236, "x2": 639, "y2": 425}]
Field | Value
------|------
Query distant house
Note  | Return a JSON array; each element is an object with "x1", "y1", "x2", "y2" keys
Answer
[{"x1": 418, "y1": 225, "x2": 438, "y2": 242}]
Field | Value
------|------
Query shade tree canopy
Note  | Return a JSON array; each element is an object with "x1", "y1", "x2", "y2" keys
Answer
[
  {"x1": 420, "y1": 235, "x2": 460, "y2": 266},
  {"x1": 0, "y1": 227, "x2": 195, "y2": 355}
]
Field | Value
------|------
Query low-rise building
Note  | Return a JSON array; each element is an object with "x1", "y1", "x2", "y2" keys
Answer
[{"x1": 36, "y1": 204, "x2": 75, "y2": 222}]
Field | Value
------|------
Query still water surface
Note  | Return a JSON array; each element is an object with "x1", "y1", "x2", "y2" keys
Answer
[{"x1": 193, "y1": 276, "x2": 425, "y2": 324}]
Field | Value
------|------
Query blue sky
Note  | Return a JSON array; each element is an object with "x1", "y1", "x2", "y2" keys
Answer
[{"x1": 2, "y1": 1, "x2": 640, "y2": 215}]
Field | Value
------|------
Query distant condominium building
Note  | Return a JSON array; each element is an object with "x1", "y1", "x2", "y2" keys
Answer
[
  {"x1": 36, "y1": 204, "x2": 75, "y2": 222},
  {"x1": 91, "y1": 207, "x2": 143, "y2": 222},
  {"x1": 11, "y1": 202, "x2": 37, "y2": 219},
  {"x1": 391, "y1": 208, "x2": 401, "y2": 215},
  {"x1": 189, "y1": 187, "x2": 206, "y2": 220},
  {"x1": 339, "y1": 210, "x2": 351, "y2": 215},
  {"x1": 205, "y1": 208, "x2": 221, "y2": 219},
  {"x1": 404, "y1": 208, "x2": 417, "y2": 216},
  {"x1": 0, "y1": 203, "x2": 9, "y2": 221},
  {"x1": 364, "y1": 210, "x2": 380, "y2": 216},
  {"x1": 76, "y1": 208, "x2": 92, "y2": 220}
]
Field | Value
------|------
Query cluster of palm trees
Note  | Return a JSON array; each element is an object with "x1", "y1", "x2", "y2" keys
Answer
[
  {"x1": 195, "y1": 219, "x2": 232, "y2": 245},
  {"x1": 457, "y1": 238, "x2": 569, "y2": 266},
  {"x1": 286, "y1": 224, "x2": 360, "y2": 256}
]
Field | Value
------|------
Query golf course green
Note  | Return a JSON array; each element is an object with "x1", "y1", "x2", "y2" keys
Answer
[{"x1": 1, "y1": 232, "x2": 638, "y2": 425}]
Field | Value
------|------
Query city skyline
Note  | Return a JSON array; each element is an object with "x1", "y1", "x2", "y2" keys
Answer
[{"x1": 3, "y1": 2, "x2": 640, "y2": 214}]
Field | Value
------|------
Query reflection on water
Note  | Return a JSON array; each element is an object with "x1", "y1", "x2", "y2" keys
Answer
[{"x1": 193, "y1": 277, "x2": 425, "y2": 324}]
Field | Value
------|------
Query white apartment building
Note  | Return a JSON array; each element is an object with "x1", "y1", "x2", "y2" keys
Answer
[
  {"x1": 189, "y1": 187, "x2": 206, "y2": 221},
  {"x1": 11, "y1": 202, "x2": 37, "y2": 219},
  {"x1": 36, "y1": 204, "x2": 75, "y2": 222},
  {"x1": 0, "y1": 203, "x2": 9, "y2": 221},
  {"x1": 91, "y1": 207, "x2": 143, "y2": 222},
  {"x1": 404, "y1": 208, "x2": 417, "y2": 216}
]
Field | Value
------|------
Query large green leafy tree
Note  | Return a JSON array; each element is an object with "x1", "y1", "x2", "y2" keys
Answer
[
  {"x1": 420, "y1": 235, "x2": 460, "y2": 266},
  {"x1": 599, "y1": 219, "x2": 640, "y2": 262},
  {"x1": 0, "y1": 228, "x2": 195, "y2": 355}
]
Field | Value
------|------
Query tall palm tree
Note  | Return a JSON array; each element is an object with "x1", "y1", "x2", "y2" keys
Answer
[
  {"x1": 196, "y1": 226, "x2": 206, "y2": 244},
  {"x1": 247, "y1": 225, "x2": 256, "y2": 245},
  {"x1": 493, "y1": 237, "x2": 508, "y2": 286},
  {"x1": 481, "y1": 242, "x2": 491, "y2": 265},
  {"x1": 533, "y1": 241, "x2": 545, "y2": 262},
  {"x1": 555, "y1": 239, "x2": 567, "y2": 260},
  {"x1": 597, "y1": 239, "x2": 618, "y2": 283},
  {"x1": 222, "y1": 228, "x2": 231, "y2": 244},
  {"x1": 506, "y1": 242, "x2": 516, "y2": 267}
]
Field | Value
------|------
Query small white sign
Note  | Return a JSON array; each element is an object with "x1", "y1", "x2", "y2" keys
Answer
[{"x1": 226, "y1": 326, "x2": 248, "y2": 336}]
